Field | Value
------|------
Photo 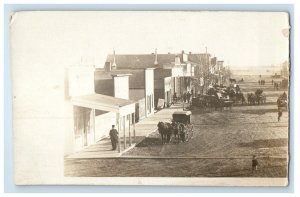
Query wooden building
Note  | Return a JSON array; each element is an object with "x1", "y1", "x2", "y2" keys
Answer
[
  {"x1": 104, "y1": 50, "x2": 196, "y2": 110},
  {"x1": 65, "y1": 65, "x2": 136, "y2": 155}
]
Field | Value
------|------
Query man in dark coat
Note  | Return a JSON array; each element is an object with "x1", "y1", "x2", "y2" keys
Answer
[
  {"x1": 183, "y1": 92, "x2": 187, "y2": 103},
  {"x1": 252, "y1": 155, "x2": 259, "y2": 173},
  {"x1": 282, "y1": 91, "x2": 287, "y2": 100},
  {"x1": 277, "y1": 96, "x2": 286, "y2": 122},
  {"x1": 187, "y1": 91, "x2": 191, "y2": 103},
  {"x1": 109, "y1": 125, "x2": 119, "y2": 150}
]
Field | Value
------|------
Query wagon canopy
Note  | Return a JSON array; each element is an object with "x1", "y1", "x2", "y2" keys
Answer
[
  {"x1": 172, "y1": 111, "x2": 192, "y2": 124},
  {"x1": 173, "y1": 111, "x2": 192, "y2": 115}
]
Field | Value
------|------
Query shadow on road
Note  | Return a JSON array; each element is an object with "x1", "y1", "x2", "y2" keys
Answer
[
  {"x1": 136, "y1": 137, "x2": 162, "y2": 147},
  {"x1": 239, "y1": 138, "x2": 288, "y2": 148}
]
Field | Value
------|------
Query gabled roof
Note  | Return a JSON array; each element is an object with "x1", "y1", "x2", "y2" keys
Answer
[{"x1": 105, "y1": 54, "x2": 177, "y2": 69}]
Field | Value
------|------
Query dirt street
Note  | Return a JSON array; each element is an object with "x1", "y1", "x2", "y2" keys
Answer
[{"x1": 65, "y1": 74, "x2": 289, "y2": 177}]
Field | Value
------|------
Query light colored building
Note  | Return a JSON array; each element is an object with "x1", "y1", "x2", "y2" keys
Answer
[{"x1": 65, "y1": 65, "x2": 136, "y2": 155}]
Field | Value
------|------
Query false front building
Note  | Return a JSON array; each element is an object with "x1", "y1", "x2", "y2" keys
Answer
[
  {"x1": 95, "y1": 63, "x2": 154, "y2": 122},
  {"x1": 104, "y1": 50, "x2": 196, "y2": 110},
  {"x1": 65, "y1": 65, "x2": 136, "y2": 155}
]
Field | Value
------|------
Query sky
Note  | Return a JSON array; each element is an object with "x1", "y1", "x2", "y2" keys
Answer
[{"x1": 10, "y1": 11, "x2": 290, "y2": 69}]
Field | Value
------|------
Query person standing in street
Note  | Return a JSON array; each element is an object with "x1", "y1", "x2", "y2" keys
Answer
[
  {"x1": 187, "y1": 91, "x2": 191, "y2": 103},
  {"x1": 277, "y1": 97, "x2": 284, "y2": 122},
  {"x1": 183, "y1": 92, "x2": 187, "y2": 103},
  {"x1": 252, "y1": 155, "x2": 259, "y2": 173},
  {"x1": 109, "y1": 125, "x2": 119, "y2": 150},
  {"x1": 173, "y1": 92, "x2": 177, "y2": 103}
]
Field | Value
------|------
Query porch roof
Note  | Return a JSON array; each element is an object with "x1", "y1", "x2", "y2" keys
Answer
[{"x1": 72, "y1": 94, "x2": 135, "y2": 115}]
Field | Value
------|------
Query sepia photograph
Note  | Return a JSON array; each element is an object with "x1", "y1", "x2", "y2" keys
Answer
[{"x1": 10, "y1": 11, "x2": 290, "y2": 186}]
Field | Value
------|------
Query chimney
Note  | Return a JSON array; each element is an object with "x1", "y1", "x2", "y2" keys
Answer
[
  {"x1": 111, "y1": 50, "x2": 117, "y2": 70},
  {"x1": 175, "y1": 55, "x2": 181, "y2": 65},
  {"x1": 154, "y1": 48, "x2": 158, "y2": 65}
]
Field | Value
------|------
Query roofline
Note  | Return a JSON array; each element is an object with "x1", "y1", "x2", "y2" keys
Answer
[
  {"x1": 72, "y1": 94, "x2": 136, "y2": 113},
  {"x1": 111, "y1": 74, "x2": 132, "y2": 77}
]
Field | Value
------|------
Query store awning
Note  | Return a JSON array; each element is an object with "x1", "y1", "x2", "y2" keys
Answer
[{"x1": 72, "y1": 94, "x2": 135, "y2": 116}]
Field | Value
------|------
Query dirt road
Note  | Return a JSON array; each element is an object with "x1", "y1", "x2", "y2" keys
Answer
[{"x1": 65, "y1": 74, "x2": 289, "y2": 177}]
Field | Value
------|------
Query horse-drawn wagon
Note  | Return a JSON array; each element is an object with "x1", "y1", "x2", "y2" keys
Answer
[
  {"x1": 172, "y1": 111, "x2": 194, "y2": 143},
  {"x1": 191, "y1": 91, "x2": 234, "y2": 110},
  {"x1": 247, "y1": 89, "x2": 267, "y2": 105},
  {"x1": 277, "y1": 92, "x2": 288, "y2": 110},
  {"x1": 157, "y1": 111, "x2": 194, "y2": 144}
]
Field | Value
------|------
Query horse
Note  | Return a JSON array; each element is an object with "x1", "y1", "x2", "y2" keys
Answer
[
  {"x1": 247, "y1": 90, "x2": 266, "y2": 105},
  {"x1": 206, "y1": 88, "x2": 225, "y2": 111},
  {"x1": 229, "y1": 78, "x2": 236, "y2": 83},
  {"x1": 157, "y1": 121, "x2": 172, "y2": 144},
  {"x1": 178, "y1": 122, "x2": 187, "y2": 143},
  {"x1": 277, "y1": 98, "x2": 287, "y2": 121},
  {"x1": 255, "y1": 89, "x2": 264, "y2": 105},
  {"x1": 171, "y1": 121, "x2": 180, "y2": 143},
  {"x1": 247, "y1": 93, "x2": 256, "y2": 105},
  {"x1": 204, "y1": 95, "x2": 224, "y2": 111},
  {"x1": 235, "y1": 92, "x2": 246, "y2": 105}
]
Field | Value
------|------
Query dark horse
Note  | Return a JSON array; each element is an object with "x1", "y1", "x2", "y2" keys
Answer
[
  {"x1": 229, "y1": 78, "x2": 236, "y2": 83},
  {"x1": 157, "y1": 121, "x2": 172, "y2": 144},
  {"x1": 170, "y1": 121, "x2": 187, "y2": 143},
  {"x1": 235, "y1": 92, "x2": 246, "y2": 105},
  {"x1": 247, "y1": 90, "x2": 266, "y2": 105},
  {"x1": 178, "y1": 123, "x2": 186, "y2": 143},
  {"x1": 171, "y1": 121, "x2": 180, "y2": 143}
]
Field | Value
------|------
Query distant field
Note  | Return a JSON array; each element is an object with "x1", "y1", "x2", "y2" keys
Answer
[{"x1": 231, "y1": 66, "x2": 282, "y2": 76}]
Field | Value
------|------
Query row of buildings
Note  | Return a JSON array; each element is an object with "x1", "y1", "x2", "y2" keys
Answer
[{"x1": 64, "y1": 50, "x2": 231, "y2": 155}]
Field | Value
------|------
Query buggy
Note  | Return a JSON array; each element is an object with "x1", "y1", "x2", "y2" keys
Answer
[{"x1": 172, "y1": 111, "x2": 194, "y2": 142}]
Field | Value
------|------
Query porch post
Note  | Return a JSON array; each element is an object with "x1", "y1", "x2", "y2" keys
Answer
[
  {"x1": 117, "y1": 113, "x2": 121, "y2": 153},
  {"x1": 123, "y1": 115, "x2": 126, "y2": 149},
  {"x1": 129, "y1": 114, "x2": 132, "y2": 146},
  {"x1": 92, "y1": 108, "x2": 96, "y2": 143},
  {"x1": 133, "y1": 112, "x2": 136, "y2": 143},
  {"x1": 180, "y1": 77, "x2": 182, "y2": 96}
]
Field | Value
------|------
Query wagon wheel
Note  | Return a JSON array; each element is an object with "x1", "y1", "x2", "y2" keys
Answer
[
  {"x1": 184, "y1": 124, "x2": 194, "y2": 142},
  {"x1": 188, "y1": 124, "x2": 194, "y2": 140}
]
